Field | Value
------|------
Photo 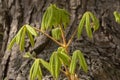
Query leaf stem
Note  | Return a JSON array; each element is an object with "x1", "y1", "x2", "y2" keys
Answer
[
  {"x1": 33, "y1": 27, "x2": 64, "y2": 47},
  {"x1": 60, "y1": 25, "x2": 67, "y2": 46}
]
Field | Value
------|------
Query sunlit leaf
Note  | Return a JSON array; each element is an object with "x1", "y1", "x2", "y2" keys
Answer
[
  {"x1": 7, "y1": 36, "x2": 16, "y2": 50},
  {"x1": 30, "y1": 60, "x2": 36, "y2": 80},
  {"x1": 27, "y1": 30, "x2": 35, "y2": 47},
  {"x1": 85, "y1": 13, "x2": 93, "y2": 38},
  {"x1": 69, "y1": 51, "x2": 78, "y2": 74},
  {"x1": 77, "y1": 50, "x2": 88, "y2": 73},
  {"x1": 33, "y1": 59, "x2": 39, "y2": 79},
  {"x1": 50, "y1": 52, "x2": 55, "y2": 76},
  {"x1": 16, "y1": 26, "x2": 24, "y2": 44},
  {"x1": 26, "y1": 24, "x2": 37, "y2": 36},
  {"x1": 41, "y1": 9, "x2": 48, "y2": 30},
  {"x1": 40, "y1": 59, "x2": 51, "y2": 72},
  {"x1": 77, "y1": 14, "x2": 86, "y2": 38},
  {"x1": 41, "y1": 4, "x2": 70, "y2": 30},
  {"x1": 20, "y1": 27, "x2": 26, "y2": 51},
  {"x1": 55, "y1": 52, "x2": 61, "y2": 78},
  {"x1": 37, "y1": 63, "x2": 42, "y2": 80},
  {"x1": 49, "y1": 51, "x2": 61, "y2": 79},
  {"x1": 29, "y1": 59, "x2": 42, "y2": 80}
]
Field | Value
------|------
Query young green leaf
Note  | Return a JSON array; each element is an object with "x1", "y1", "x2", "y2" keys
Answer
[
  {"x1": 55, "y1": 52, "x2": 61, "y2": 78},
  {"x1": 69, "y1": 51, "x2": 78, "y2": 74},
  {"x1": 37, "y1": 63, "x2": 42, "y2": 80},
  {"x1": 30, "y1": 60, "x2": 36, "y2": 80},
  {"x1": 52, "y1": 28, "x2": 61, "y2": 40},
  {"x1": 89, "y1": 12, "x2": 99, "y2": 31},
  {"x1": 49, "y1": 52, "x2": 61, "y2": 79},
  {"x1": 16, "y1": 26, "x2": 24, "y2": 44},
  {"x1": 57, "y1": 47, "x2": 71, "y2": 66},
  {"x1": 26, "y1": 24, "x2": 37, "y2": 36},
  {"x1": 47, "y1": 5, "x2": 54, "y2": 28},
  {"x1": 33, "y1": 59, "x2": 40, "y2": 79},
  {"x1": 41, "y1": 4, "x2": 70, "y2": 30},
  {"x1": 40, "y1": 59, "x2": 51, "y2": 72},
  {"x1": 7, "y1": 36, "x2": 16, "y2": 50},
  {"x1": 61, "y1": 9, "x2": 70, "y2": 28},
  {"x1": 50, "y1": 52, "x2": 55, "y2": 76},
  {"x1": 20, "y1": 27, "x2": 26, "y2": 51},
  {"x1": 29, "y1": 59, "x2": 42, "y2": 80},
  {"x1": 27, "y1": 30, "x2": 35, "y2": 47},
  {"x1": 114, "y1": 11, "x2": 120, "y2": 24},
  {"x1": 41, "y1": 9, "x2": 48, "y2": 30},
  {"x1": 77, "y1": 14, "x2": 86, "y2": 38},
  {"x1": 77, "y1": 50, "x2": 88, "y2": 73},
  {"x1": 85, "y1": 12, "x2": 93, "y2": 38}
]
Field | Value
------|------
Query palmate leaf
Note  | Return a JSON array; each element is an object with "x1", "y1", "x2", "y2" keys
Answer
[
  {"x1": 77, "y1": 50, "x2": 88, "y2": 73},
  {"x1": 114, "y1": 11, "x2": 120, "y2": 24},
  {"x1": 69, "y1": 51, "x2": 78, "y2": 74},
  {"x1": 8, "y1": 24, "x2": 37, "y2": 51},
  {"x1": 30, "y1": 59, "x2": 42, "y2": 80},
  {"x1": 77, "y1": 11, "x2": 99, "y2": 39},
  {"x1": 41, "y1": 4, "x2": 70, "y2": 30}
]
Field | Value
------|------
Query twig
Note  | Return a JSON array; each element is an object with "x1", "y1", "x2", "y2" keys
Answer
[{"x1": 33, "y1": 27, "x2": 64, "y2": 47}]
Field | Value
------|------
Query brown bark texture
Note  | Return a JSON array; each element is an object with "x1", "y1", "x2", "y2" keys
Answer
[{"x1": 0, "y1": 0, "x2": 120, "y2": 80}]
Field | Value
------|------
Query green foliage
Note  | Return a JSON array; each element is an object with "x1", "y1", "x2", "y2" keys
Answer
[
  {"x1": 57, "y1": 47, "x2": 71, "y2": 66},
  {"x1": 41, "y1": 4, "x2": 70, "y2": 30},
  {"x1": 49, "y1": 51, "x2": 62, "y2": 79},
  {"x1": 114, "y1": 11, "x2": 120, "y2": 24},
  {"x1": 69, "y1": 50, "x2": 88, "y2": 74},
  {"x1": 77, "y1": 11, "x2": 99, "y2": 38},
  {"x1": 39, "y1": 59, "x2": 51, "y2": 72},
  {"x1": 7, "y1": 25, "x2": 37, "y2": 51},
  {"x1": 76, "y1": 50, "x2": 88, "y2": 73},
  {"x1": 30, "y1": 59, "x2": 42, "y2": 80},
  {"x1": 69, "y1": 51, "x2": 78, "y2": 74},
  {"x1": 8, "y1": 4, "x2": 100, "y2": 80},
  {"x1": 52, "y1": 28, "x2": 62, "y2": 40}
]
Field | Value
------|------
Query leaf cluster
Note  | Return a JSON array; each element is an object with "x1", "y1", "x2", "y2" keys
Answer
[
  {"x1": 41, "y1": 4, "x2": 70, "y2": 30},
  {"x1": 77, "y1": 11, "x2": 99, "y2": 38},
  {"x1": 8, "y1": 25, "x2": 37, "y2": 51},
  {"x1": 7, "y1": 4, "x2": 101, "y2": 80}
]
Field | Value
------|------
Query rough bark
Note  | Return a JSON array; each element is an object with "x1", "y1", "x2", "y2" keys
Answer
[{"x1": 0, "y1": 0, "x2": 120, "y2": 80}]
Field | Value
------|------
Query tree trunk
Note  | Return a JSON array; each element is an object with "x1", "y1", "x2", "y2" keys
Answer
[{"x1": 0, "y1": 0, "x2": 120, "y2": 80}]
